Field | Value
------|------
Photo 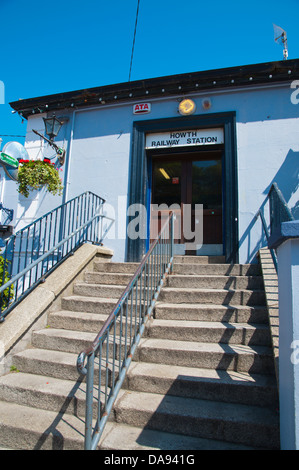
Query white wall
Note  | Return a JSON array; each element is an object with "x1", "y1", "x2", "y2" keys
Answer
[
  {"x1": 277, "y1": 235, "x2": 299, "y2": 449},
  {"x1": 6, "y1": 81, "x2": 299, "y2": 263}
]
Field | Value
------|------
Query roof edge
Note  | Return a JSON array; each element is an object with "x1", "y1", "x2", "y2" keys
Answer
[{"x1": 10, "y1": 59, "x2": 299, "y2": 119}]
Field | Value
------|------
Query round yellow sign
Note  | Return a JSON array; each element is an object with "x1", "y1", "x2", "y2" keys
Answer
[{"x1": 178, "y1": 99, "x2": 196, "y2": 115}]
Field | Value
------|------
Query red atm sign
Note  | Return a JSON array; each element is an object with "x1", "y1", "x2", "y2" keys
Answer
[{"x1": 133, "y1": 103, "x2": 151, "y2": 114}]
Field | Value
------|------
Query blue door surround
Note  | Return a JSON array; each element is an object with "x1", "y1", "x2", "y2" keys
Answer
[{"x1": 126, "y1": 112, "x2": 238, "y2": 263}]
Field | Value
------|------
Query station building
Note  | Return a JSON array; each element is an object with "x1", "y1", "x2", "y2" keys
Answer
[{"x1": 6, "y1": 58, "x2": 299, "y2": 264}]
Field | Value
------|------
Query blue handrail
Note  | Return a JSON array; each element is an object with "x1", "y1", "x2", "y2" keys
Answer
[
  {"x1": 256, "y1": 182, "x2": 294, "y2": 270},
  {"x1": 0, "y1": 191, "x2": 114, "y2": 321}
]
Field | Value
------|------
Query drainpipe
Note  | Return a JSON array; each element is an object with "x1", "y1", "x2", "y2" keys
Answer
[
  {"x1": 62, "y1": 110, "x2": 76, "y2": 205},
  {"x1": 0, "y1": 138, "x2": 6, "y2": 207}
]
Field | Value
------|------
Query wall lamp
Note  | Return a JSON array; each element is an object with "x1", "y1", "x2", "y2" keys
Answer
[{"x1": 32, "y1": 115, "x2": 68, "y2": 165}]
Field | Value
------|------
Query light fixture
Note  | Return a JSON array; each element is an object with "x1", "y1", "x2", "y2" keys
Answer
[
  {"x1": 32, "y1": 115, "x2": 67, "y2": 165},
  {"x1": 202, "y1": 98, "x2": 212, "y2": 110},
  {"x1": 178, "y1": 98, "x2": 196, "y2": 115},
  {"x1": 159, "y1": 168, "x2": 170, "y2": 180},
  {"x1": 43, "y1": 116, "x2": 63, "y2": 141}
]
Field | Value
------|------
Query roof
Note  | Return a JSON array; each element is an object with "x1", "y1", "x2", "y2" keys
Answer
[{"x1": 10, "y1": 59, "x2": 299, "y2": 119}]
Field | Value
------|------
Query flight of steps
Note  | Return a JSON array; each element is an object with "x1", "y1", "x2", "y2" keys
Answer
[{"x1": 0, "y1": 255, "x2": 280, "y2": 450}]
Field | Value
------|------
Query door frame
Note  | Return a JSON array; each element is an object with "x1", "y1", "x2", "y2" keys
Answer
[{"x1": 126, "y1": 112, "x2": 238, "y2": 263}]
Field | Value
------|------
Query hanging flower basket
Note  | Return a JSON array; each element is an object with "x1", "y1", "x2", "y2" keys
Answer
[{"x1": 17, "y1": 159, "x2": 63, "y2": 198}]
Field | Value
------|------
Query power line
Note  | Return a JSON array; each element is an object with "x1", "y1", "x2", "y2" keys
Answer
[
  {"x1": 0, "y1": 134, "x2": 25, "y2": 138},
  {"x1": 128, "y1": 0, "x2": 140, "y2": 82}
]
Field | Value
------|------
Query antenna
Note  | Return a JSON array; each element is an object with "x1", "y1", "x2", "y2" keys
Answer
[{"x1": 273, "y1": 24, "x2": 288, "y2": 60}]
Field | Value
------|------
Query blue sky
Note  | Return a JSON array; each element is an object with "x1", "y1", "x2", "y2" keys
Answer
[{"x1": 0, "y1": 0, "x2": 298, "y2": 149}]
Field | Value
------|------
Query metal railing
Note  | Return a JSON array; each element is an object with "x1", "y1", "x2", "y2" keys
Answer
[
  {"x1": 256, "y1": 182, "x2": 294, "y2": 270},
  {"x1": 0, "y1": 203, "x2": 14, "y2": 225},
  {"x1": 0, "y1": 191, "x2": 114, "y2": 321},
  {"x1": 77, "y1": 212, "x2": 174, "y2": 450}
]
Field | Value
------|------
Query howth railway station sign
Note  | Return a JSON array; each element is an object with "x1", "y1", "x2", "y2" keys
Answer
[{"x1": 145, "y1": 128, "x2": 224, "y2": 149}]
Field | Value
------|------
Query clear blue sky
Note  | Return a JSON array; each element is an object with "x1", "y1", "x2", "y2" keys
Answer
[{"x1": 0, "y1": 0, "x2": 298, "y2": 148}]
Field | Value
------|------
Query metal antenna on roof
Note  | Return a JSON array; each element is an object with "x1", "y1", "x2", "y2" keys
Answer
[
  {"x1": 273, "y1": 24, "x2": 288, "y2": 60},
  {"x1": 128, "y1": 0, "x2": 140, "y2": 82}
]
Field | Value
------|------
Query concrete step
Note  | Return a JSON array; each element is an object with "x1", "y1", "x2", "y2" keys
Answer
[
  {"x1": 99, "y1": 422, "x2": 258, "y2": 450},
  {"x1": 32, "y1": 328, "x2": 129, "y2": 360},
  {"x1": 146, "y1": 318, "x2": 271, "y2": 346},
  {"x1": 49, "y1": 310, "x2": 112, "y2": 333},
  {"x1": 136, "y1": 337, "x2": 275, "y2": 375},
  {"x1": 158, "y1": 287, "x2": 266, "y2": 306},
  {"x1": 32, "y1": 328, "x2": 98, "y2": 354},
  {"x1": 61, "y1": 295, "x2": 268, "y2": 324},
  {"x1": 0, "y1": 252, "x2": 277, "y2": 451},
  {"x1": 94, "y1": 261, "x2": 139, "y2": 273},
  {"x1": 167, "y1": 274, "x2": 264, "y2": 290},
  {"x1": 173, "y1": 255, "x2": 226, "y2": 264},
  {"x1": 84, "y1": 271, "x2": 264, "y2": 290},
  {"x1": 154, "y1": 302, "x2": 268, "y2": 324},
  {"x1": 48, "y1": 311, "x2": 270, "y2": 346},
  {"x1": 0, "y1": 401, "x2": 86, "y2": 450},
  {"x1": 12, "y1": 348, "x2": 111, "y2": 386},
  {"x1": 62, "y1": 295, "x2": 119, "y2": 314},
  {"x1": 85, "y1": 271, "x2": 132, "y2": 285},
  {"x1": 13, "y1": 348, "x2": 84, "y2": 382},
  {"x1": 172, "y1": 263, "x2": 262, "y2": 276},
  {"x1": 94, "y1": 261, "x2": 262, "y2": 276},
  {"x1": 124, "y1": 361, "x2": 278, "y2": 407},
  {"x1": 73, "y1": 282, "x2": 129, "y2": 299},
  {"x1": 113, "y1": 390, "x2": 279, "y2": 449},
  {"x1": 73, "y1": 282, "x2": 266, "y2": 306},
  {"x1": 48, "y1": 310, "x2": 137, "y2": 336},
  {"x1": 0, "y1": 372, "x2": 89, "y2": 419}
]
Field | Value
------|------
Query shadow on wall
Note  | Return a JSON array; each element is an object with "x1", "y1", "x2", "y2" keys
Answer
[
  {"x1": 239, "y1": 149, "x2": 299, "y2": 262},
  {"x1": 263, "y1": 149, "x2": 299, "y2": 218}
]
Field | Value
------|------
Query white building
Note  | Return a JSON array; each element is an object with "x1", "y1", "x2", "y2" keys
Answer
[{"x1": 5, "y1": 58, "x2": 299, "y2": 263}]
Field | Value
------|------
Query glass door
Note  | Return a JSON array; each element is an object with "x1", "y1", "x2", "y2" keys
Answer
[
  {"x1": 150, "y1": 152, "x2": 223, "y2": 252},
  {"x1": 190, "y1": 159, "x2": 222, "y2": 245},
  {"x1": 151, "y1": 159, "x2": 183, "y2": 242}
]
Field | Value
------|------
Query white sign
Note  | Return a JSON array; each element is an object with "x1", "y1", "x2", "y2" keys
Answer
[
  {"x1": 145, "y1": 128, "x2": 224, "y2": 149},
  {"x1": 133, "y1": 103, "x2": 151, "y2": 114}
]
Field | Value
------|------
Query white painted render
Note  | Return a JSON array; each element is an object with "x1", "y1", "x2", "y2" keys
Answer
[
  {"x1": 277, "y1": 237, "x2": 299, "y2": 449},
  {"x1": 2, "y1": 81, "x2": 299, "y2": 263}
]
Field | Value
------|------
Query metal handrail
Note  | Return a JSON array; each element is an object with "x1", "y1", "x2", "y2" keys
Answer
[
  {"x1": 0, "y1": 191, "x2": 114, "y2": 320},
  {"x1": 256, "y1": 182, "x2": 294, "y2": 270},
  {"x1": 77, "y1": 212, "x2": 174, "y2": 450}
]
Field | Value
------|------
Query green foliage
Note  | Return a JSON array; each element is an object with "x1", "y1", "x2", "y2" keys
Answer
[
  {"x1": 0, "y1": 256, "x2": 14, "y2": 308},
  {"x1": 17, "y1": 160, "x2": 63, "y2": 198}
]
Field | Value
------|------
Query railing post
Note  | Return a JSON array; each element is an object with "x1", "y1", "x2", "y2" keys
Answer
[
  {"x1": 84, "y1": 352, "x2": 95, "y2": 451},
  {"x1": 170, "y1": 213, "x2": 174, "y2": 273}
]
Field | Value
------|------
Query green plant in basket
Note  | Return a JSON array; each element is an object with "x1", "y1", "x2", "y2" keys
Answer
[
  {"x1": 17, "y1": 159, "x2": 63, "y2": 198},
  {"x1": 0, "y1": 256, "x2": 14, "y2": 309}
]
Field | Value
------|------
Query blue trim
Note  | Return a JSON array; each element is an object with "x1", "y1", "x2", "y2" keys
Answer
[{"x1": 126, "y1": 112, "x2": 238, "y2": 263}]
